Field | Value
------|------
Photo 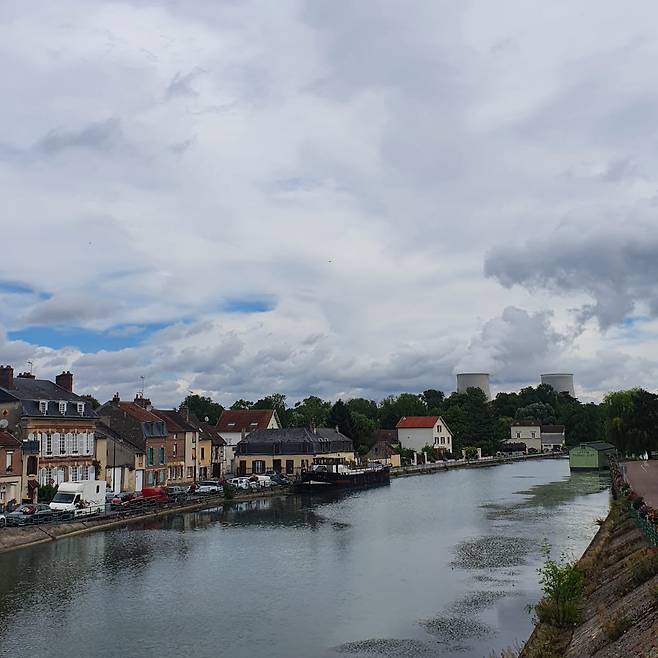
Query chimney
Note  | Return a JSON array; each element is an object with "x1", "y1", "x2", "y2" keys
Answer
[
  {"x1": 17, "y1": 372, "x2": 35, "y2": 379},
  {"x1": 134, "y1": 394, "x2": 152, "y2": 410},
  {"x1": 56, "y1": 371, "x2": 73, "y2": 392},
  {"x1": 0, "y1": 365, "x2": 14, "y2": 390},
  {"x1": 112, "y1": 393, "x2": 120, "y2": 406}
]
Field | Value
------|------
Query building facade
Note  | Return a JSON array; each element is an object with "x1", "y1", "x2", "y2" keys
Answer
[
  {"x1": 508, "y1": 421, "x2": 542, "y2": 452},
  {"x1": 0, "y1": 430, "x2": 22, "y2": 509},
  {"x1": 395, "y1": 416, "x2": 453, "y2": 453},
  {"x1": 95, "y1": 420, "x2": 144, "y2": 493},
  {"x1": 0, "y1": 367, "x2": 98, "y2": 491},
  {"x1": 365, "y1": 440, "x2": 401, "y2": 467},
  {"x1": 569, "y1": 442, "x2": 616, "y2": 470},
  {"x1": 235, "y1": 427, "x2": 354, "y2": 477}
]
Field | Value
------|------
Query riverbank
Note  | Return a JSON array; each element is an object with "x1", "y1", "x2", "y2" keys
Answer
[
  {"x1": 521, "y1": 500, "x2": 658, "y2": 657},
  {"x1": 0, "y1": 453, "x2": 565, "y2": 556}
]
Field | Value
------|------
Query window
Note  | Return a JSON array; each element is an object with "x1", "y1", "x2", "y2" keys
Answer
[
  {"x1": 5, "y1": 451, "x2": 12, "y2": 471},
  {"x1": 57, "y1": 433, "x2": 65, "y2": 455},
  {"x1": 39, "y1": 400, "x2": 48, "y2": 414},
  {"x1": 437, "y1": 425, "x2": 442, "y2": 432},
  {"x1": 71, "y1": 433, "x2": 79, "y2": 454},
  {"x1": 286, "y1": 460, "x2": 294, "y2": 475},
  {"x1": 200, "y1": 447, "x2": 205, "y2": 460},
  {"x1": 253, "y1": 460, "x2": 265, "y2": 474},
  {"x1": 516, "y1": 432, "x2": 521, "y2": 439},
  {"x1": 77, "y1": 402, "x2": 85, "y2": 415},
  {"x1": 440, "y1": 437, "x2": 445, "y2": 445},
  {"x1": 70, "y1": 465, "x2": 79, "y2": 481},
  {"x1": 186, "y1": 466, "x2": 194, "y2": 479},
  {"x1": 173, "y1": 443, "x2": 177, "y2": 457},
  {"x1": 85, "y1": 433, "x2": 93, "y2": 455},
  {"x1": 147, "y1": 447, "x2": 154, "y2": 466},
  {"x1": 80, "y1": 465, "x2": 90, "y2": 481},
  {"x1": 45, "y1": 433, "x2": 52, "y2": 456},
  {"x1": 147, "y1": 471, "x2": 155, "y2": 486},
  {"x1": 59, "y1": 401, "x2": 67, "y2": 414},
  {"x1": 531, "y1": 432, "x2": 536, "y2": 438},
  {"x1": 158, "y1": 447, "x2": 165, "y2": 465}
]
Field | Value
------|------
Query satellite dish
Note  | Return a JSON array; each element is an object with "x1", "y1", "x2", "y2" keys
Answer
[{"x1": 0, "y1": 419, "x2": 8, "y2": 428}]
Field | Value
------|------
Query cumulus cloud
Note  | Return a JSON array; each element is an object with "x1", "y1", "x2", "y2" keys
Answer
[
  {"x1": 2, "y1": 1, "x2": 658, "y2": 404},
  {"x1": 485, "y1": 222, "x2": 658, "y2": 329}
]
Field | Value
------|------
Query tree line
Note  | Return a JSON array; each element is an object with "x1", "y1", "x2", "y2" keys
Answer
[{"x1": 181, "y1": 383, "x2": 630, "y2": 456}]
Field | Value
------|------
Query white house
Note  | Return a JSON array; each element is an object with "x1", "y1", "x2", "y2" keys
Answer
[
  {"x1": 216, "y1": 409, "x2": 281, "y2": 474},
  {"x1": 507, "y1": 421, "x2": 542, "y2": 452},
  {"x1": 395, "y1": 416, "x2": 453, "y2": 454},
  {"x1": 540, "y1": 425, "x2": 566, "y2": 452}
]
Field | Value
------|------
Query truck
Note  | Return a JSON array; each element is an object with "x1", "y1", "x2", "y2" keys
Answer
[{"x1": 49, "y1": 480, "x2": 107, "y2": 518}]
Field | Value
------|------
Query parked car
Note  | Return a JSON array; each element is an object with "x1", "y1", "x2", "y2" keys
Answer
[
  {"x1": 110, "y1": 492, "x2": 142, "y2": 510},
  {"x1": 0, "y1": 513, "x2": 6, "y2": 527},
  {"x1": 6, "y1": 504, "x2": 54, "y2": 526},
  {"x1": 195, "y1": 481, "x2": 222, "y2": 495},
  {"x1": 268, "y1": 473, "x2": 291, "y2": 486},
  {"x1": 250, "y1": 475, "x2": 273, "y2": 489},
  {"x1": 165, "y1": 485, "x2": 188, "y2": 501},
  {"x1": 228, "y1": 477, "x2": 251, "y2": 491},
  {"x1": 140, "y1": 487, "x2": 169, "y2": 504}
]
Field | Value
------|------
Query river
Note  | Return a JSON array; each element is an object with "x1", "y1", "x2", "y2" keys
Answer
[{"x1": 0, "y1": 458, "x2": 609, "y2": 658}]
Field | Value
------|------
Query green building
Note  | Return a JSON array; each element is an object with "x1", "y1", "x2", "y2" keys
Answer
[{"x1": 569, "y1": 442, "x2": 616, "y2": 471}]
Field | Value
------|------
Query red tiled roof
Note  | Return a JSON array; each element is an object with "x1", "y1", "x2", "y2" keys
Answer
[
  {"x1": 0, "y1": 429, "x2": 20, "y2": 448},
  {"x1": 118, "y1": 402, "x2": 163, "y2": 423},
  {"x1": 396, "y1": 416, "x2": 439, "y2": 429},
  {"x1": 217, "y1": 409, "x2": 275, "y2": 432}
]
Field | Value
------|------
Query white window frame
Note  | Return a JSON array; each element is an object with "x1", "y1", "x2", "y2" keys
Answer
[
  {"x1": 56, "y1": 432, "x2": 65, "y2": 455},
  {"x1": 5, "y1": 451, "x2": 12, "y2": 471},
  {"x1": 77, "y1": 402, "x2": 85, "y2": 415},
  {"x1": 39, "y1": 400, "x2": 48, "y2": 415},
  {"x1": 59, "y1": 401, "x2": 67, "y2": 414},
  {"x1": 45, "y1": 433, "x2": 53, "y2": 456}
]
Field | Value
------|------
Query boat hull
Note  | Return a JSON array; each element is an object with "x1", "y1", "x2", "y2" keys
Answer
[{"x1": 294, "y1": 467, "x2": 390, "y2": 491}]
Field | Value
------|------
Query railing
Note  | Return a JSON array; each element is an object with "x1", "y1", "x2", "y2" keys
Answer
[{"x1": 628, "y1": 506, "x2": 658, "y2": 547}]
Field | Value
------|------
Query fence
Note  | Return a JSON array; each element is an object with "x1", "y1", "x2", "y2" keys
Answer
[{"x1": 627, "y1": 506, "x2": 658, "y2": 547}]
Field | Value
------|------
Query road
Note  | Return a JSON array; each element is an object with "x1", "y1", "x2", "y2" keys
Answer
[{"x1": 625, "y1": 460, "x2": 658, "y2": 507}]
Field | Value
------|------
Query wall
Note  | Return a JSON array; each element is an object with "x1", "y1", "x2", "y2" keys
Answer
[
  {"x1": 235, "y1": 452, "x2": 356, "y2": 476},
  {"x1": 397, "y1": 428, "x2": 434, "y2": 452}
]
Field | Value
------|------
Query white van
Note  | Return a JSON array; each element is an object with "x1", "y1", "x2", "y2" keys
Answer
[
  {"x1": 49, "y1": 480, "x2": 107, "y2": 517},
  {"x1": 252, "y1": 475, "x2": 273, "y2": 489},
  {"x1": 228, "y1": 477, "x2": 251, "y2": 491}
]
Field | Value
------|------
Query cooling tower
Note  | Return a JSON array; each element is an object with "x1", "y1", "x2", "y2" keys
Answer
[
  {"x1": 540, "y1": 373, "x2": 575, "y2": 397},
  {"x1": 456, "y1": 373, "x2": 491, "y2": 401}
]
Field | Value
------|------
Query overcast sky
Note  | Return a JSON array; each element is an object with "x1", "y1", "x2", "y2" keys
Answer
[{"x1": 2, "y1": 1, "x2": 658, "y2": 407}]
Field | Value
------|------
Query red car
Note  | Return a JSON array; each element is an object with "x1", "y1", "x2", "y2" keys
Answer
[{"x1": 140, "y1": 487, "x2": 169, "y2": 504}]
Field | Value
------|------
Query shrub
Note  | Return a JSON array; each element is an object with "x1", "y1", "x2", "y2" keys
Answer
[
  {"x1": 37, "y1": 484, "x2": 57, "y2": 503},
  {"x1": 222, "y1": 484, "x2": 236, "y2": 500},
  {"x1": 630, "y1": 550, "x2": 658, "y2": 586},
  {"x1": 534, "y1": 548, "x2": 584, "y2": 628}
]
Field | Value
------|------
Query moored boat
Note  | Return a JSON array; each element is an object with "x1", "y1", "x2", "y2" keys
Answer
[{"x1": 294, "y1": 458, "x2": 390, "y2": 491}]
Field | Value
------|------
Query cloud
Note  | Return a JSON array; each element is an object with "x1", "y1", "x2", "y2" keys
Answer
[
  {"x1": 2, "y1": 1, "x2": 658, "y2": 405},
  {"x1": 36, "y1": 117, "x2": 121, "y2": 154},
  {"x1": 484, "y1": 223, "x2": 658, "y2": 329}
]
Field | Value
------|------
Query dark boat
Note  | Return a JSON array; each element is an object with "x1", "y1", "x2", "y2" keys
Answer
[{"x1": 294, "y1": 458, "x2": 390, "y2": 491}]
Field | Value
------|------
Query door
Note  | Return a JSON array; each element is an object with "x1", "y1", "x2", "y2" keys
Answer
[
  {"x1": 135, "y1": 470, "x2": 144, "y2": 492},
  {"x1": 273, "y1": 459, "x2": 281, "y2": 473},
  {"x1": 238, "y1": 461, "x2": 247, "y2": 476}
]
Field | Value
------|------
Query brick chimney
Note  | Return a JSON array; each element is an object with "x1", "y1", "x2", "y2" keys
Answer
[
  {"x1": 134, "y1": 394, "x2": 152, "y2": 410},
  {"x1": 17, "y1": 372, "x2": 35, "y2": 379},
  {"x1": 56, "y1": 371, "x2": 73, "y2": 392},
  {"x1": 0, "y1": 365, "x2": 14, "y2": 390},
  {"x1": 112, "y1": 392, "x2": 120, "y2": 406}
]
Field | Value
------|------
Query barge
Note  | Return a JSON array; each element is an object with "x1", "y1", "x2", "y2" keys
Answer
[{"x1": 295, "y1": 458, "x2": 390, "y2": 491}]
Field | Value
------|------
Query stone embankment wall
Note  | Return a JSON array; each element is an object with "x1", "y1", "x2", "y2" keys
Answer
[{"x1": 521, "y1": 505, "x2": 658, "y2": 658}]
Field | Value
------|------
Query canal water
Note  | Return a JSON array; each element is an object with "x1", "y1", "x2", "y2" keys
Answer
[{"x1": 0, "y1": 459, "x2": 609, "y2": 658}]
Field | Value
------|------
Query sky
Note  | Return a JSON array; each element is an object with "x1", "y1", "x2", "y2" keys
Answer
[{"x1": 2, "y1": 0, "x2": 658, "y2": 407}]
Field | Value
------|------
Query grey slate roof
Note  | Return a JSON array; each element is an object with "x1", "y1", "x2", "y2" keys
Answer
[
  {"x1": 236, "y1": 427, "x2": 353, "y2": 456},
  {"x1": 0, "y1": 378, "x2": 98, "y2": 419}
]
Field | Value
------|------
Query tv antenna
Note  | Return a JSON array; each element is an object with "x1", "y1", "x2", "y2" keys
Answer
[
  {"x1": 138, "y1": 375, "x2": 145, "y2": 396},
  {"x1": 27, "y1": 360, "x2": 33, "y2": 374}
]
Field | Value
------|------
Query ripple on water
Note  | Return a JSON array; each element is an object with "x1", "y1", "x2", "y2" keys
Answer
[
  {"x1": 449, "y1": 589, "x2": 518, "y2": 614},
  {"x1": 419, "y1": 616, "x2": 494, "y2": 642},
  {"x1": 451, "y1": 535, "x2": 534, "y2": 569},
  {"x1": 332, "y1": 638, "x2": 437, "y2": 656}
]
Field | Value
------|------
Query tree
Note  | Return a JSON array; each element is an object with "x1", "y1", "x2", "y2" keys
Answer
[
  {"x1": 515, "y1": 402, "x2": 556, "y2": 424},
  {"x1": 230, "y1": 399, "x2": 253, "y2": 410},
  {"x1": 350, "y1": 412, "x2": 376, "y2": 452},
  {"x1": 602, "y1": 390, "x2": 636, "y2": 457},
  {"x1": 181, "y1": 394, "x2": 224, "y2": 425},
  {"x1": 253, "y1": 393, "x2": 289, "y2": 427},
  {"x1": 290, "y1": 396, "x2": 332, "y2": 428},
  {"x1": 327, "y1": 399, "x2": 355, "y2": 439},
  {"x1": 379, "y1": 393, "x2": 427, "y2": 429},
  {"x1": 346, "y1": 398, "x2": 379, "y2": 423},
  {"x1": 442, "y1": 388, "x2": 499, "y2": 455},
  {"x1": 421, "y1": 389, "x2": 445, "y2": 413},
  {"x1": 80, "y1": 394, "x2": 101, "y2": 410}
]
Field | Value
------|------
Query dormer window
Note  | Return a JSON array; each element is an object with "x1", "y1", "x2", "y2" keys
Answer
[
  {"x1": 77, "y1": 402, "x2": 85, "y2": 415},
  {"x1": 59, "y1": 401, "x2": 67, "y2": 414},
  {"x1": 39, "y1": 400, "x2": 48, "y2": 415}
]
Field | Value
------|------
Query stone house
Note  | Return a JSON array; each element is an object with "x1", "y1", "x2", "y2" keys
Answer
[{"x1": 0, "y1": 366, "x2": 98, "y2": 491}]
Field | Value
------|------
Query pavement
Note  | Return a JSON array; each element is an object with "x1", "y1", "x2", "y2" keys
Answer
[{"x1": 625, "y1": 460, "x2": 658, "y2": 507}]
